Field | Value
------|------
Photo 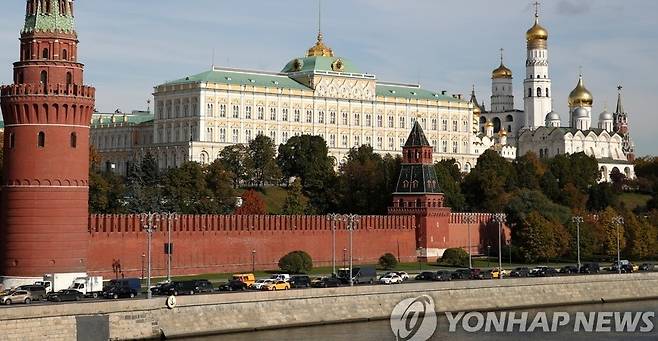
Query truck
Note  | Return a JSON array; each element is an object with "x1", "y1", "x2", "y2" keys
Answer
[
  {"x1": 337, "y1": 266, "x2": 377, "y2": 285},
  {"x1": 69, "y1": 276, "x2": 104, "y2": 298},
  {"x1": 36, "y1": 273, "x2": 87, "y2": 294}
]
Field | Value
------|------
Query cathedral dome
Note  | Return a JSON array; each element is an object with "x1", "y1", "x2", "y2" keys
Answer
[
  {"x1": 307, "y1": 32, "x2": 334, "y2": 57},
  {"x1": 545, "y1": 110, "x2": 560, "y2": 121},
  {"x1": 473, "y1": 105, "x2": 481, "y2": 115},
  {"x1": 568, "y1": 76, "x2": 593, "y2": 107},
  {"x1": 492, "y1": 63, "x2": 513, "y2": 79},
  {"x1": 573, "y1": 107, "x2": 588, "y2": 118},
  {"x1": 599, "y1": 110, "x2": 613, "y2": 121},
  {"x1": 526, "y1": 22, "x2": 548, "y2": 42}
]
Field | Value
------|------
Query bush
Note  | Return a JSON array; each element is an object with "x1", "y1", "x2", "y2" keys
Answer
[
  {"x1": 278, "y1": 250, "x2": 313, "y2": 274},
  {"x1": 378, "y1": 253, "x2": 398, "y2": 270},
  {"x1": 440, "y1": 248, "x2": 469, "y2": 267}
]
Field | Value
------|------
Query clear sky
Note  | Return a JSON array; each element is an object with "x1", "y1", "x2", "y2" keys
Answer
[{"x1": 1, "y1": 0, "x2": 657, "y2": 155}]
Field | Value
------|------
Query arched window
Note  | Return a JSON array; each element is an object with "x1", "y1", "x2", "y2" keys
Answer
[
  {"x1": 9, "y1": 133, "x2": 15, "y2": 149},
  {"x1": 42, "y1": 48, "x2": 49, "y2": 59},
  {"x1": 62, "y1": 49, "x2": 68, "y2": 60},
  {"x1": 537, "y1": 87, "x2": 542, "y2": 97},
  {"x1": 70, "y1": 132, "x2": 77, "y2": 148},
  {"x1": 40, "y1": 70, "x2": 47, "y2": 84},
  {"x1": 17, "y1": 71, "x2": 23, "y2": 84},
  {"x1": 506, "y1": 115, "x2": 514, "y2": 122},
  {"x1": 66, "y1": 72, "x2": 72, "y2": 85},
  {"x1": 479, "y1": 116, "x2": 486, "y2": 124},
  {"x1": 546, "y1": 88, "x2": 549, "y2": 97},
  {"x1": 37, "y1": 132, "x2": 45, "y2": 148},
  {"x1": 528, "y1": 88, "x2": 532, "y2": 97}
]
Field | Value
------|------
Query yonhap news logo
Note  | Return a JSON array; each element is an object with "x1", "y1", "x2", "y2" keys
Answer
[{"x1": 390, "y1": 295, "x2": 656, "y2": 340}]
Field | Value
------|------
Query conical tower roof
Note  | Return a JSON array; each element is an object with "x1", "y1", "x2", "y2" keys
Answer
[{"x1": 404, "y1": 121, "x2": 430, "y2": 147}]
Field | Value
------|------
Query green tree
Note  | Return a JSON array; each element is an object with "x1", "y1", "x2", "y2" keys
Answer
[
  {"x1": 278, "y1": 250, "x2": 313, "y2": 274},
  {"x1": 439, "y1": 248, "x2": 469, "y2": 267},
  {"x1": 587, "y1": 182, "x2": 618, "y2": 212},
  {"x1": 161, "y1": 161, "x2": 213, "y2": 214},
  {"x1": 337, "y1": 145, "x2": 390, "y2": 214},
  {"x1": 434, "y1": 160, "x2": 465, "y2": 210},
  {"x1": 281, "y1": 179, "x2": 307, "y2": 215},
  {"x1": 463, "y1": 150, "x2": 516, "y2": 212},
  {"x1": 125, "y1": 153, "x2": 162, "y2": 212},
  {"x1": 248, "y1": 135, "x2": 281, "y2": 187},
  {"x1": 219, "y1": 144, "x2": 251, "y2": 188},
  {"x1": 514, "y1": 152, "x2": 544, "y2": 190},
  {"x1": 206, "y1": 160, "x2": 236, "y2": 214},
  {"x1": 235, "y1": 189, "x2": 267, "y2": 215},
  {"x1": 515, "y1": 211, "x2": 566, "y2": 263},
  {"x1": 596, "y1": 207, "x2": 626, "y2": 258},
  {"x1": 623, "y1": 210, "x2": 656, "y2": 260},
  {"x1": 89, "y1": 171, "x2": 126, "y2": 214},
  {"x1": 378, "y1": 253, "x2": 398, "y2": 270}
]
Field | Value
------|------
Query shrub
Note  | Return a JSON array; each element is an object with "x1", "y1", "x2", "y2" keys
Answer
[
  {"x1": 278, "y1": 250, "x2": 313, "y2": 274},
  {"x1": 440, "y1": 248, "x2": 469, "y2": 267},
  {"x1": 378, "y1": 253, "x2": 398, "y2": 270}
]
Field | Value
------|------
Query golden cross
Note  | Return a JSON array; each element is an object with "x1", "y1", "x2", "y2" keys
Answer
[
  {"x1": 500, "y1": 48, "x2": 504, "y2": 64},
  {"x1": 534, "y1": 1, "x2": 540, "y2": 17}
]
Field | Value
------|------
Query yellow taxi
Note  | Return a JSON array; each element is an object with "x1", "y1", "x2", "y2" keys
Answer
[
  {"x1": 491, "y1": 268, "x2": 510, "y2": 279},
  {"x1": 262, "y1": 280, "x2": 290, "y2": 291}
]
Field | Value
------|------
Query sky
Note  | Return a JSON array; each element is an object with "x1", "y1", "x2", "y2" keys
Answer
[{"x1": 1, "y1": 0, "x2": 657, "y2": 155}]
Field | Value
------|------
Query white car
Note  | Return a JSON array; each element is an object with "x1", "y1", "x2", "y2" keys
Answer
[
  {"x1": 396, "y1": 271, "x2": 410, "y2": 281},
  {"x1": 270, "y1": 274, "x2": 291, "y2": 282},
  {"x1": 379, "y1": 274, "x2": 402, "y2": 285},
  {"x1": 250, "y1": 279, "x2": 274, "y2": 290}
]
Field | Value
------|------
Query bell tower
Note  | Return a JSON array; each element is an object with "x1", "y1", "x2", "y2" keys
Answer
[
  {"x1": 0, "y1": 0, "x2": 95, "y2": 278},
  {"x1": 388, "y1": 121, "x2": 451, "y2": 261}
]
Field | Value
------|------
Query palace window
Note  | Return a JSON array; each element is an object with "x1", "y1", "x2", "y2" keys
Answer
[
  {"x1": 399, "y1": 117, "x2": 405, "y2": 129},
  {"x1": 270, "y1": 131, "x2": 276, "y2": 143},
  {"x1": 341, "y1": 112, "x2": 348, "y2": 125},
  {"x1": 388, "y1": 137, "x2": 394, "y2": 150},
  {"x1": 354, "y1": 136, "x2": 360, "y2": 147},
  {"x1": 42, "y1": 48, "x2": 49, "y2": 59},
  {"x1": 365, "y1": 136, "x2": 371, "y2": 146},
  {"x1": 353, "y1": 113, "x2": 360, "y2": 126},
  {"x1": 258, "y1": 107, "x2": 264, "y2": 120},
  {"x1": 377, "y1": 137, "x2": 383, "y2": 149},
  {"x1": 442, "y1": 119, "x2": 448, "y2": 131},
  {"x1": 389, "y1": 116, "x2": 394, "y2": 128},
  {"x1": 306, "y1": 110, "x2": 312, "y2": 123},
  {"x1": 452, "y1": 141, "x2": 458, "y2": 153},
  {"x1": 207, "y1": 103, "x2": 214, "y2": 116},
  {"x1": 432, "y1": 119, "x2": 437, "y2": 130},
  {"x1": 442, "y1": 140, "x2": 448, "y2": 153},
  {"x1": 330, "y1": 111, "x2": 336, "y2": 124},
  {"x1": 282, "y1": 108, "x2": 289, "y2": 121},
  {"x1": 245, "y1": 130, "x2": 252, "y2": 142},
  {"x1": 294, "y1": 109, "x2": 300, "y2": 122},
  {"x1": 245, "y1": 106, "x2": 252, "y2": 119},
  {"x1": 219, "y1": 128, "x2": 226, "y2": 142},
  {"x1": 318, "y1": 111, "x2": 325, "y2": 124},
  {"x1": 329, "y1": 134, "x2": 336, "y2": 147},
  {"x1": 62, "y1": 49, "x2": 68, "y2": 60},
  {"x1": 220, "y1": 104, "x2": 226, "y2": 118},
  {"x1": 70, "y1": 132, "x2": 77, "y2": 148},
  {"x1": 377, "y1": 115, "x2": 383, "y2": 128},
  {"x1": 365, "y1": 114, "x2": 371, "y2": 126},
  {"x1": 341, "y1": 135, "x2": 348, "y2": 147},
  {"x1": 283, "y1": 131, "x2": 289, "y2": 141},
  {"x1": 232, "y1": 129, "x2": 239, "y2": 143},
  {"x1": 452, "y1": 120, "x2": 458, "y2": 132},
  {"x1": 37, "y1": 131, "x2": 45, "y2": 148},
  {"x1": 270, "y1": 108, "x2": 276, "y2": 120}
]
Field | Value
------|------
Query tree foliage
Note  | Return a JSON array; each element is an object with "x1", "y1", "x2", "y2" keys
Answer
[
  {"x1": 235, "y1": 189, "x2": 267, "y2": 215},
  {"x1": 219, "y1": 144, "x2": 251, "y2": 188},
  {"x1": 278, "y1": 250, "x2": 313, "y2": 274},
  {"x1": 248, "y1": 135, "x2": 281, "y2": 187},
  {"x1": 378, "y1": 253, "x2": 398, "y2": 270},
  {"x1": 440, "y1": 248, "x2": 469, "y2": 267},
  {"x1": 281, "y1": 179, "x2": 308, "y2": 215}
]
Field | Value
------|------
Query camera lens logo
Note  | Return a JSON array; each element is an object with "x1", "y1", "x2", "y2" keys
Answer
[{"x1": 390, "y1": 295, "x2": 437, "y2": 341}]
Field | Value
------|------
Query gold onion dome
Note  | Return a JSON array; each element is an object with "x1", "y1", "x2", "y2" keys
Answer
[
  {"x1": 498, "y1": 129, "x2": 508, "y2": 137},
  {"x1": 473, "y1": 105, "x2": 481, "y2": 115},
  {"x1": 568, "y1": 75, "x2": 594, "y2": 107},
  {"x1": 526, "y1": 16, "x2": 548, "y2": 42},
  {"x1": 307, "y1": 32, "x2": 334, "y2": 57},
  {"x1": 486, "y1": 121, "x2": 494, "y2": 128},
  {"x1": 492, "y1": 63, "x2": 513, "y2": 79}
]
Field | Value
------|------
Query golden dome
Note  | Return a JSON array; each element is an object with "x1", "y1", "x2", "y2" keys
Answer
[
  {"x1": 492, "y1": 63, "x2": 513, "y2": 79},
  {"x1": 526, "y1": 20, "x2": 548, "y2": 42},
  {"x1": 473, "y1": 105, "x2": 481, "y2": 115},
  {"x1": 498, "y1": 129, "x2": 508, "y2": 137},
  {"x1": 568, "y1": 75, "x2": 594, "y2": 107},
  {"x1": 307, "y1": 32, "x2": 334, "y2": 57},
  {"x1": 485, "y1": 121, "x2": 494, "y2": 128}
]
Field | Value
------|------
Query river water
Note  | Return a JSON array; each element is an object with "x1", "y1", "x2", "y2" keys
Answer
[{"x1": 187, "y1": 299, "x2": 658, "y2": 341}]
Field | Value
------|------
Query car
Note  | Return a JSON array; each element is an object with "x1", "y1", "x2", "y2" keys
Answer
[
  {"x1": 16, "y1": 285, "x2": 47, "y2": 301},
  {"x1": 530, "y1": 266, "x2": 558, "y2": 277},
  {"x1": 395, "y1": 271, "x2": 410, "y2": 281},
  {"x1": 46, "y1": 289, "x2": 83, "y2": 303},
  {"x1": 490, "y1": 268, "x2": 509, "y2": 279},
  {"x1": 480, "y1": 270, "x2": 494, "y2": 280},
  {"x1": 270, "y1": 274, "x2": 291, "y2": 282},
  {"x1": 580, "y1": 262, "x2": 600, "y2": 274},
  {"x1": 289, "y1": 275, "x2": 311, "y2": 288},
  {"x1": 379, "y1": 274, "x2": 402, "y2": 284},
  {"x1": 106, "y1": 278, "x2": 141, "y2": 293},
  {"x1": 611, "y1": 260, "x2": 635, "y2": 273},
  {"x1": 232, "y1": 273, "x2": 256, "y2": 286},
  {"x1": 509, "y1": 267, "x2": 530, "y2": 277},
  {"x1": 103, "y1": 286, "x2": 137, "y2": 299},
  {"x1": 149, "y1": 282, "x2": 173, "y2": 296},
  {"x1": 153, "y1": 280, "x2": 213, "y2": 296},
  {"x1": 415, "y1": 271, "x2": 438, "y2": 281},
  {"x1": 262, "y1": 280, "x2": 290, "y2": 291},
  {"x1": 337, "y1": 266, "x2": 377, "y2": 285},
  {"x1": 310, "y1": 277, "x2": 341, "y2": 288},
  {"x1": 434, "y1": 271, "x2": 452, "y2": 281},
  {"x1": 1, "y1": 290, "x2": 33, "y2": 305},
  {"x1": 559, "y1": 265, "x2": 579, "y2": 274},
  {"x1": 250, "y1": 279, "x2": 274, "y2": 290},
  {"x1": 217, "y1": 280, "x2": 248, "y2": 292},
  {"x1": 451, "y1": 269, "x2": 472, "y2": 280},
  {"x1": 639, "y1": 263, "x2": 655, "y2": 272}
]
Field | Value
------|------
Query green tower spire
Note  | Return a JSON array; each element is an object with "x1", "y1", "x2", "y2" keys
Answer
[{"x1": 23, "y1": 0, "x2": 76, "y2": 34}]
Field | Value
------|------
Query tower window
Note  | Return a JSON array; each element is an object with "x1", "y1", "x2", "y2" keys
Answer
[
  {"x1": 9, "y1": 133, "x2": 15, "y2": 149},
  {"x1": 42, "y1": 48, "x2": 49, "y2": 59},
  {"x1": 528, "y1": 88, "x2": 532, "y2": 97},
  {"x1": 37, "y1": 132, "x2": 45, "y2": 148},
  {"x1": 66, "y1": 72, "x2": 72, "y2": 85},
  {"x1": 546, "y1": 88, "x2": 549, "y2": 97},
  {"x1": 70, "y1": 132, "x2": 77, "y2": 148},
  {"x1": 40, "y1": 70, "x2": 47, "y2": 84},
  {"x1": 537, "y1": 87, "x2": 542, "y2": 97},
  {"x1": 62, "y1": 49, "x2": 68, "y2": 60}
]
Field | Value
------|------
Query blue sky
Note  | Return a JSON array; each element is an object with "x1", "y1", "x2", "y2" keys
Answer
[{"x1": 1, "y1": 0, "x2": 657, "y2": 155}]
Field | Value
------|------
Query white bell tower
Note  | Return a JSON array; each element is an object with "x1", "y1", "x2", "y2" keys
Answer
[{"x1": 523, "y1": 2, "x2": 552, "y2": 129}]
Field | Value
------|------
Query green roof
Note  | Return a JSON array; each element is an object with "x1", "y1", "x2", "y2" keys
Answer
[
  {"x1": 163, "y1": 69, "x2": 310, "y2": 90},
  {"x1": 23, "y1": 3, "x2": 75, "y2": 34},
  {"x1": 91, "y1": 112, "x2": 153, "y2": 127},
  {"x1": 376, "y1": 84, "x2": 460, "y2": 102},
  {"x1": 281, "y1": 56, "x2": 360, "y2": 74}
]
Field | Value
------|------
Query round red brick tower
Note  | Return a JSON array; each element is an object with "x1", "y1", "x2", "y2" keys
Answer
[{"x1": 0, "y1": 0, "x2": 95, "y2": 277}]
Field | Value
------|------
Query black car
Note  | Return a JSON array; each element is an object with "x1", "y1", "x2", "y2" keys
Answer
[
  {"x1": 435, "y1": 271, "x2": 452, "y2": 281},
  {"x1": 289, "y1": 275, "x2": 311, "y2": 288},
  {"x1": 311, "y1": 277, "x2": 341, "y2": 288},
  {"x1": 559, "y1": 265, "x2": 579, "y2": 274},
  {"x1": 451, "y1": 269, "x2": 471, "y2": 280},
  {"x1": 150, "y1": 282, "x2": 173, "y2": 296},
  {"x1": 217, "y1": 280, "x2": 248, "y2": 292},
  {"x1": 16, "y1": 285, "x2": 47, "y2": 301},
  {"x1": 103, "y1": 286, "x2": 137, "y2": 299},
  {"x1": 510, "y1": 267, "x2": 530, "y2": 277},
  {"x1": 480, "y1": 270, "x2": 494, "y2": 280},
  {"x1": 531, "y1": 266, "x2": 558, "y2": 277},
  {"x1": 415, "y1": 271, "x2": 438, "y2": 281},
  {"x1": 47, "y1": 289, "x2": 84, "y2": 302},
  {"x1": 580, "y1": 262, "x2": 600, "y2": 274},
  {"x1": 639, "y1": 263, "x2": 655, "y2": 271}
]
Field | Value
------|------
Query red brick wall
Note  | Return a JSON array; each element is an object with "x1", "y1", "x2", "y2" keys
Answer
[
  {"x1": 447, "y1": 213, "x2": 512, "y2": 255},
  {"x1": 88, "y1": 214, "x2": 417, "y2": 277}
]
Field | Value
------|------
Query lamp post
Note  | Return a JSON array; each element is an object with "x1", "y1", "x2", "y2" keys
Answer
[
  {"x1": 161, "y1": 212, "x2": 178, "y2": 283},
  {"x1": 343, "y1": 248, "x2": 347, "y2": 270},
  {"x1": 140, "y1": 212, "x2": 160, "y2": 299},
  {"x1": 464, "y1": 213, "x2": 477, "y2": 269},
  {"x1": 487, "y1": 245, "x2": 491, "y2": 267},
  {"x1": 141, "y1": 253, "x2": 145, "y2": 280},
  {"x1": 327, "y1": 213, "x2": 346, "y2": 276},
  {"x1": 572, "y1": 216, "x2": 584, "y2": 271},
  {"x1": 252, "y1": 250, "x2": 256, "y2": 273},
  {"x1": 493, "y1": 213, "x2": 506, "y2": 279},
  {"x1": 612, "y1": 216, "x2": 624, "y2": 275},
  {"x1": 345, "y1": 214, "x2": 360, "y2": 287}
]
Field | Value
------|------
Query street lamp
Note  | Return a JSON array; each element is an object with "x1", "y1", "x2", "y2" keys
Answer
[
  {"x1": 140, "y1": 212, "x2": 160, "y2": 299},
  {"x1": 141, "y1": 253, "x2": 145, "y2": 280},
  {"x1": 493, "y1": 213, "x2": 506, "y2": 279},
  {"x1": 345, "y1": 214, "x2": 360, "y2": 287},
  {"x1": 252, "y1": 250, "x2": 256, "y2": 273},
  {"x1": 343, "y1": 248, "x2": 347, "y2": 269},
  {"x1": 572, "y1": 216, "x2": 584, "y2": 271},
  {"x1": 464, "y1": 213, "x2": 477, "y2": 269},
  {"x1": 612, "y1": 216, "x2": 624, "y2": 275},
  {"x1": 161, "y1": 212, "x2": 178, "y2": 283},
  {"x1": 327, "y1": 214, "x2": 347, "y2": 276},
  {"x1": 487, "y1": 245, "x2": 491, "y2": 267}
]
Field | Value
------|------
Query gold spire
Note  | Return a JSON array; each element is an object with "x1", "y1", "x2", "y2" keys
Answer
[
  {"x1": 526, "y1": 1, "x2": 548, "y2": 46},
  {"x1": 492, "y1": 48, "x2": 512, "y2": 79},
  {"x1": 568, "y1": 73, "x2": 594, "y2": 107},
  {"x1": 306, "y1": 0, "x2": 334, "y2": 57}
]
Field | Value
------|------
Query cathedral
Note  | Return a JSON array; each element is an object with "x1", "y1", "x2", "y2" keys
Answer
[{"x1": 475, "y1": 5, "x2": 636, "y2": 180}]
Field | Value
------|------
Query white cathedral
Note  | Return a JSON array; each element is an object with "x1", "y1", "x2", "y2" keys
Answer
[{"x1": 473, "y1": 7, "x2": 636, "y2": 181}]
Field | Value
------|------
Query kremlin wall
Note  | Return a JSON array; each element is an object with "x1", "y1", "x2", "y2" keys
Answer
[{"x1": 87, "y1": 213, "x2": 505, "y2": 277}]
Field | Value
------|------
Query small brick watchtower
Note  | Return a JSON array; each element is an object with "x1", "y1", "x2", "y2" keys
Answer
[
  {"x1": 388, "y1": 121, "x2": 452, "y2": 260},
  {"x1": 0, "y1": 0, "x2": 95, "y2": 277}
]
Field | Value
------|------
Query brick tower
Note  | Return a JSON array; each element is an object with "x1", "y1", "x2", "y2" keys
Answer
[
  {"x1": 0, "y1": 0, "x2": 95, "y2": 278},
  {"x1": 388, "y1": 121, "x2": 451, "y2": 261}
]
